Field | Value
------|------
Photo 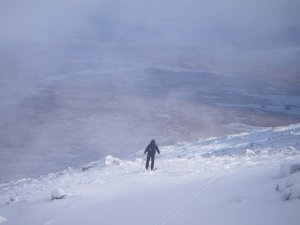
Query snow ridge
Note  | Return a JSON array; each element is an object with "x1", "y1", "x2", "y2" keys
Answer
[{"x1": 0, "y1": 123, "x2": 300, "y2": 225}]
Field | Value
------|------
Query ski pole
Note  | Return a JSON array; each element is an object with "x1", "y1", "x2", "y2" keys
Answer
[
  {"x1": 140, "y1": 156, "x2": 144, "y2": 170},
  {"x1": 159, "y1": 157, "x2": 166, "y2": 171}
]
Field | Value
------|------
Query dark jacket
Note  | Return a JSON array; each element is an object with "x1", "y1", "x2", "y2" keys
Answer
[{"x1": 144, "y1": 140, "x2": 160, "y2": 155}]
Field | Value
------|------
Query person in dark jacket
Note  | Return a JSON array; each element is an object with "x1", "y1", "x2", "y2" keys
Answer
[{"x1": 144, "y1": 139, "x2": 160, "y2": 171}]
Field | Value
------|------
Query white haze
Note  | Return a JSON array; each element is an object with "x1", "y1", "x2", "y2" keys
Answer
[{"x1": 0, "y1": 0, "x2": 300, "y2": 182}]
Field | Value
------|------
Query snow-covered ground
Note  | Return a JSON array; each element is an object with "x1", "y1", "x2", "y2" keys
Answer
[{"x1": 0, "y1": 124, "x2": 300, "y2": 225}]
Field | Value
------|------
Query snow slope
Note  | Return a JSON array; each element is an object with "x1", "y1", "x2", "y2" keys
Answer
[{"x1": 0, "y1": 124, "x2": 300, "y2": 225}]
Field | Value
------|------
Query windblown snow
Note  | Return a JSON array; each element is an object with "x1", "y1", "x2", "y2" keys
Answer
[{"x1": 1, "y1": 124, "x2": 300, "y2": 225}]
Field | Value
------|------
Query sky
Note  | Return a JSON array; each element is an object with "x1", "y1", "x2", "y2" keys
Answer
[{"x1": 1, "y1": 0, "x2": 300, "y2": 48}]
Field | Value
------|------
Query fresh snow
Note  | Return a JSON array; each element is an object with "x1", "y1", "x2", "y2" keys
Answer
[
  {"x1": 51, "y1": 189, "x2": 67, "y2": 200},
  {"x1": 0, "y1": 124, "x2": 300, "y2": 225},
  {"x1": 0, "y1": 216, "x2": 6, "y2": 224}
]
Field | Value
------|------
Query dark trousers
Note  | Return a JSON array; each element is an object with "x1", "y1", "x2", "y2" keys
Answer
[{"x1": 146, "y1": 154, "x2": 155, "y2": 170}]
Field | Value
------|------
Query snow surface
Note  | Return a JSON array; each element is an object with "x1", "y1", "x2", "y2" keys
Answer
[
  {"x1": 0, "y1": 216, "x2": 6, "y2": 224},
  {"x1": 51, "y1": 189, "x2": 67, "y2": 200},
  {"x1": 0, "y1": 124, "x2": 300, "y2": 225}
]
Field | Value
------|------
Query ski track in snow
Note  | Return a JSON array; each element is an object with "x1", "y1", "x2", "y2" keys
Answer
[
  {"x1": 0, "y1": 123, "x2": 300, "y2": 224},
  {"x1": 155, "y1": 177, "x2": 218, "y2": 225}
]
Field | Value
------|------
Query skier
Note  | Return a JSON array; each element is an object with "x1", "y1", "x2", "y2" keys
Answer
[{"x1": 144, "y1": 139, "x2": 160, "y2": 171}]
